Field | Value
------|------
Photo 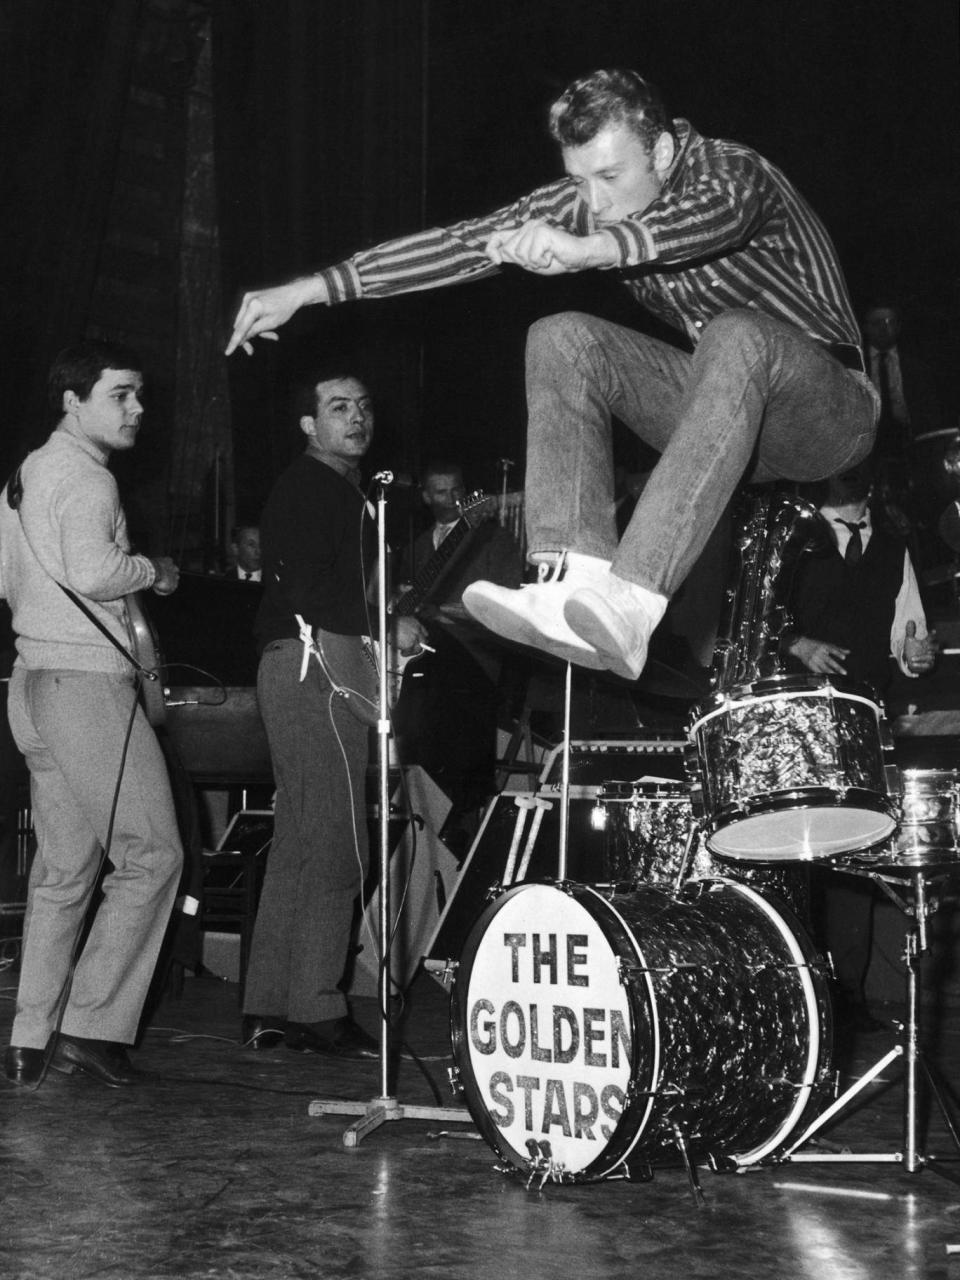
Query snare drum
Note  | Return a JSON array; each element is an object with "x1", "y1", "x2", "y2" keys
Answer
[
  {"x1": 450, "y1": 879, "x2": 833, "y2": 1182},
  {"x1": 850, "y1": 768, "x2": 960, "y2": 869},
  {"x1": 689, "y1": 675, "x2": 897, "y2": 862},
  {"x1": 599, "y1": 780, "x2": 809, "y2": 919}
]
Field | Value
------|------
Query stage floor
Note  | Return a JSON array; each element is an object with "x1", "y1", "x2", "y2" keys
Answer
[{"x1": 1, "y1": 962, "x2": 958, "y2": 1280}]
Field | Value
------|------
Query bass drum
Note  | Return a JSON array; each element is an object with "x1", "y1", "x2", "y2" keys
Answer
[{"x1": 450, "y1": 879, "x2": 833, "y2": 1183}]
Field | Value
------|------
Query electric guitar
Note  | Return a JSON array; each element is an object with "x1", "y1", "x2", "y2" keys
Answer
[
  {"x1": 387, "y1": 491, "x2": 504, "y2": 703},
  {"x1": 125, "y1": 591, "x2": 167, "y2": 727},
  {"x1": 314, "y1": 491, "x2": 518, "y2": 718}
]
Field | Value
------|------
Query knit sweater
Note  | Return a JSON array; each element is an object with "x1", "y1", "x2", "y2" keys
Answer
[{"x1": 0, "y1": 425, "x2": 156, "y2": 672}]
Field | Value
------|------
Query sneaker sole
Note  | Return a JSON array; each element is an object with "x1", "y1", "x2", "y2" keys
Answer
[
  {"x1": 564, "y1": 596, "x2": 645, "y2": 681},
  {"x1": 464, "y1": 591, "x2": 607, "y2": 670}
]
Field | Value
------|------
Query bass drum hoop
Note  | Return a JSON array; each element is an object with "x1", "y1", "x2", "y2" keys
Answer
[{"x1": 682, "y1": 879, "x2": 826, "y2": 1165}]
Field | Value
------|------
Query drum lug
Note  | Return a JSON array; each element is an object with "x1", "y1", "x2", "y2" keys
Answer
[
  {"x1": 523, "y1": 1139, "x2": 571, "y2": 1188},
  {"x1": 423, "y1": 957, "x2": 459, "y2": 989},
  {"x1": 446, "y1": 1065, "x2": 464, "y2": 1098}
]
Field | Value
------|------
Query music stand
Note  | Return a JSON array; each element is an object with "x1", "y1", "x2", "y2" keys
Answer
[
  {"x1": 308, "y1": 477, "x2": 471, "y2": 1146},
  {"x1": 780, "y1": 864, "x2": 960, "y2": 1185}
]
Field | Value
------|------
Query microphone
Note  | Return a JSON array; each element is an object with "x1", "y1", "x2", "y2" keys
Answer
[{"x1": 372, "y1": 470, "x2": 417, "y2": 488}]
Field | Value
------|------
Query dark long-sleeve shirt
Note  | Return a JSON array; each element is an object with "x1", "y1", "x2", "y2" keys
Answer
[
  {"x1": 254, "y1": 453, "x2": 376, "y2": 650},
  {"x1": 317, "y1": 119, "x2": 859, "y2": 351}
]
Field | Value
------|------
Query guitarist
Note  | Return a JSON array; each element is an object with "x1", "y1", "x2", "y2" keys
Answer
[
  {"x1": 1, "y1": 339, "x2": 183, "y2": 1089},
  {"x1": 242, "y1": 362, "x2": 425, "y2": 1056},
  {"x1": 393, "y1": 461, "x2": 522, "y2": 843}
]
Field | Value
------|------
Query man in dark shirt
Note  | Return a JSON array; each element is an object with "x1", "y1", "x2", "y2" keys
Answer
[
  {"x1": 227, "y1": 68, "x2": 878, "y2": 686},
  {"x1": 243, "y1": 365, "x2": 423, "y2": 1056}
]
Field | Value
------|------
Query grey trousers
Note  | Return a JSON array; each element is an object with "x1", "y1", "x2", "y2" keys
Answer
[
  {"x1": 243, "y1": 640, "x2": 370, "y2": 1024},
  {"x1": 8, "y1": 668, "x2": 183, "y2": 1048}
]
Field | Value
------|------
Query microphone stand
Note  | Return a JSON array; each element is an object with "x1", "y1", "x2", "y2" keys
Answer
[{"x1": 308, "y1": 476, "x2": 471, "y2": 1146}]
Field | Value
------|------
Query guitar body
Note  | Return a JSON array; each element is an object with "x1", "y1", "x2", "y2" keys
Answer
[
  {"x1": 314, "y1": 628, "x2": 380, "y2": 728},
  {"x1": 126, "y1": 591, "x2": 166, "y2": 726}
]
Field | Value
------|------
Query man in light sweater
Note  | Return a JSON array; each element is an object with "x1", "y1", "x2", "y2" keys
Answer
[{"x1": 1, "y1": 340, "x2": 183, "y2": 1089}]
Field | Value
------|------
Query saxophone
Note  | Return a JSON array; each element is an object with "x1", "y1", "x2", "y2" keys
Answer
[{"x1": 710, "y1": 488, "x2": 823, "y2": 693}]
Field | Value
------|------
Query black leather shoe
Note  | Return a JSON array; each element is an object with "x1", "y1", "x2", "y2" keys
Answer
[
  {"x1": 285, "y1": 1017, "x2": 379, "y2": 1060},
  {"x1": 4, "y1": 1045, "x2": 46, "y2": 1087},
  {"x1": 49, "y1": 1035, "x2": 139, "y2": 1087},
  {"x1": 241, "y1": 1015, "x2": 286, "y2": 1049}
]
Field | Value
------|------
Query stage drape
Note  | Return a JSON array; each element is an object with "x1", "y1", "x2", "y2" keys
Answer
[
  {"x1": 209, "y1": 0, "x2": 429, "y2": 496},
  {"x1": 0, "y1": 0, "x2": 144, "y2": 468}
]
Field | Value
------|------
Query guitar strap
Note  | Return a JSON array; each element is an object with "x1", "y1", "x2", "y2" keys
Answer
[{"x1": 4, "y1": 464, "x2": 157, "y2": 681}]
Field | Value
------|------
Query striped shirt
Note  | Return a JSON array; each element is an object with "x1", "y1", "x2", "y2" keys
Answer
[{"x1": 318, "y1": 119, "x2": 860, "y2": 351}]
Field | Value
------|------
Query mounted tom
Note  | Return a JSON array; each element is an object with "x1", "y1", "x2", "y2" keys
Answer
[{"x1": 687, "y1": 489, "x2": 898, "y2": 863}]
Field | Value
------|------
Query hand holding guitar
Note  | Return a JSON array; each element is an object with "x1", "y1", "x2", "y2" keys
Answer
[{"x1": 150, "y1": 556, "x2": 180, "y2": 596}]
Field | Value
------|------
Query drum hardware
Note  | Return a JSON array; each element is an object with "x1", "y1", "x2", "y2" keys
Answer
[
  {"x1": 780, "y1": 868, "x2": 960, "y2": 1184},
  {"x1": 502, "y1": 794, "x2": 554, "y2": 886}
]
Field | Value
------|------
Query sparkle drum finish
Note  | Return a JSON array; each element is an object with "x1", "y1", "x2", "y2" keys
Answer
[
  {"x1": 599, "y1": 780, "x2": 808, "y2": 919},
  {"x1": 449, "y1": 879, "x2": 833, "y2": 1182},
  {"x1": 688, "y1": 675, "x2": 897, "y2": 862},
  {"x1": 847, "y1": 768, "x2": 960, "y2": 870}
]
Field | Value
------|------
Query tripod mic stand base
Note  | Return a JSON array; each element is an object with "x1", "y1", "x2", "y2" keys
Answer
[{"x1": 308, "y1": 1096, "x2": 472, "y2": 1149}]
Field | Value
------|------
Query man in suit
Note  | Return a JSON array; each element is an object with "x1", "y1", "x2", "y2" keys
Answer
[
  {"x1": 0, "y1": 339, "x2": 183, "y2": 1088},
  {"x1": 783, "y1": 461, "x2": 937, "y2": 1036},
  {"x1": 226, "y1": 523, "x2": 262, "y2": 582},
  {"x1": 394, "y1": 461, "x2": 522, "y2": 823}
]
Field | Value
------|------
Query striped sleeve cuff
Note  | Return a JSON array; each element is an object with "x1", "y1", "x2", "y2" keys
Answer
[
  {"x1": 604, "y1": 220, "x2": 657, "y2": 266},
  {"x1": 315, "y1": 259, "x2": 363, "y2": 303}
]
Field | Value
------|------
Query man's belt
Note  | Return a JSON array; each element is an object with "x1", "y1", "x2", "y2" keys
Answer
[{"x1": 817, "y1": 340, "x2": 866, "y2": 375}]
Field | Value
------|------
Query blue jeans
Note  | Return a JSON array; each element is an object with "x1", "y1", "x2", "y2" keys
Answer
[{"x1": 524, "y1": 309, "x2": 879, "y2": 595}]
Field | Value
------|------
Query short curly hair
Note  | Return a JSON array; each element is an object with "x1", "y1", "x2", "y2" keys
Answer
[{"x1": 549, "y1": 68, "x2": 674, "y2": 152}]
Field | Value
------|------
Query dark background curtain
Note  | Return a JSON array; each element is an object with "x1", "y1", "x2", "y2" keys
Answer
[
  {"x1": 0, "y1": 0, "x2": 957, "y2": 546},
  {"x1": 210, "y1": 0, "x2": 959, "y2": 513}
]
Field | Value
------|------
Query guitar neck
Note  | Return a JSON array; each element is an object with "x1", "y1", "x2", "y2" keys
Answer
[{"x1": 395, "y1": 518, "x2": 481, "y2": 616}]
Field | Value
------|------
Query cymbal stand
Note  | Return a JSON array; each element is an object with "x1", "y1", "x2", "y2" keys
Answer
[
  {"x1": 781, "y1": 867, "x2": 960, "y2": 1184},
  {"x1": 309, "y1": 478, "x2": 471, "y2": 1146}
]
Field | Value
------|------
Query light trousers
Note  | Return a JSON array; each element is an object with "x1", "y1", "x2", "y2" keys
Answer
[{"x1": 8, "y1": 668, "x2": 182, "y2": 1048}]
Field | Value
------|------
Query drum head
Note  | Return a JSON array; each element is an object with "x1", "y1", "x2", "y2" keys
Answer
[
  {"x1": 707, "y1": 805, "x2": 896, "y2": 861},
  {"x1": 450, "y1": 882, "x2": 648, "y2": 1180}
]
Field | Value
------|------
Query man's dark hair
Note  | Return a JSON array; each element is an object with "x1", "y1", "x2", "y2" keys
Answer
[
  {"x1": 549, "y1": 68, "x2": 674, "y2": 151},
  {"x1": 48, "y1": 338, "x2": 143, "y2": 417},
  {"x1": 290, "y1": 359, "x2": 371, "y2": 420},
  {"x1": 421, "y1": 459, "x2": 464, "y2": 486}
]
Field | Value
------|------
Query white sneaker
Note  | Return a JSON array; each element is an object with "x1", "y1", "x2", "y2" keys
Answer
[
  {"x1": 462, "y1": 553, "x2": 611, "y2": 669},
  {"x1": 564, "y1": 574, "x2": 668, "y2": 681}
]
